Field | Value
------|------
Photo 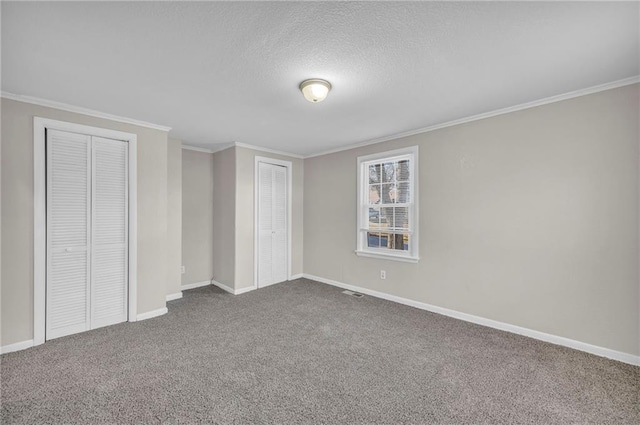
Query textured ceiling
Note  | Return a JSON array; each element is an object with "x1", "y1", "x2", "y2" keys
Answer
[{"x1": 2, "y1": 2, "x2": 638, "y2": 156}]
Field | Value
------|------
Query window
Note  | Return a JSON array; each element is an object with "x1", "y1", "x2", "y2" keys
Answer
[{"x1": 356, "y1": 146, "x2": 419, "y2": 263}]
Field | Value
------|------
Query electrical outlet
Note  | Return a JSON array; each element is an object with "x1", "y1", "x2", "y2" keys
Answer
[
  {"x1": 181, "y1": 266, "x2": 186, "y2": 274},
  {"x1": 380, "y1": 270, "x2": 386, "y2": 280}
]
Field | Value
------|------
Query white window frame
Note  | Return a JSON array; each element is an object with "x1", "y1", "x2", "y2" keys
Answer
[
  {"x1": 355, "y1": 146, "x2": 419, "y2": 263},
  {"x1": 33, "y1": 117, "x2": 138, "y2": 346}
]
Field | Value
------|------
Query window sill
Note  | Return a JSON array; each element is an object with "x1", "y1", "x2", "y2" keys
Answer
[{"x1": 354, "y1": 250, "x2": 420, "y2": 263}]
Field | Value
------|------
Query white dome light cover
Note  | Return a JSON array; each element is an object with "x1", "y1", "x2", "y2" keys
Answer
[{"x1": 299, "y1": 79, "x2": 332, "y2": 103}]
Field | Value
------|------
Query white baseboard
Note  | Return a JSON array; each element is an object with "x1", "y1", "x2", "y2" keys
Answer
[
  {"x1": 212, "y1": 280, "x2": 256, "y2": 295},
  {"x1": 1, "y1": 339, "x2": 34, "y2": 355},
  {"x1": 136, "y1": 307, "x2": 168, "y2": 321},
  {"x1": 211, "y1": 279, "x2": 234, "y2": 294},
  {"x1": 235, "y1": 285, "x2": 256, "y2": 295},
  {"x1": 166, "y1": 292, "x2": 183, "y2": 302},
  {"x1": 3, "y1": 307, "x2": 169, "y2": 354},
  {"x1": 290, "y1": 273, "x2": 303, "y2": 280},
  {"x1": 302, "y1": 273, "x2": 640, "y2": 366},
  {"x1": 181, "y1": 280, "x2": 212, "y2": 291}
]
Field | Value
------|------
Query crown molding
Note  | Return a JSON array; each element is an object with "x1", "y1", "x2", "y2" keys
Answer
[
  {"x1": 182, "y1": 145, "x2": 215, "y2": 153},
  {"x1": 234, "y1": 142, "x2": 304, "y2": 159},
  {"x1": 305, "y1": 75, "x2": 640, "y2": 159},
  {"x1": 190, "y1": 142, "x2": 303, "y2": 159},
  {"x1": 211, "y1": 143, "x2": 236, "y2": 154},
  {"x1": 1, "y1": 91, "x2": 172, "y2": 132},
  {"x1": 6, "y1": 75, "x2": 636, "y2": 158}
]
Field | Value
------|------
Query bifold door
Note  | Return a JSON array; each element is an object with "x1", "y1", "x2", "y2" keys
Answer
[
  {"x1": 46, "y1": 130, "x2": 128, "y2": 340},
  {"x1": 257, "y1": 162, "x2": 288, "y2": 287}
]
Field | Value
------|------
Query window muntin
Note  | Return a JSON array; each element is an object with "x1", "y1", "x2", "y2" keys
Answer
[{"x1": 357, "y1": 147, "x2": 418, "y2": 262}]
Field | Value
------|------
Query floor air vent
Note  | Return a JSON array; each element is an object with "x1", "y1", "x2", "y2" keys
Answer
[{"x1": 342, "y1": 290, "x2": 364, "y2": 298}]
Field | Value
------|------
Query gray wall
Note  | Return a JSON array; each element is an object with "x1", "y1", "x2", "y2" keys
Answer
[
  {"x1": 1, "y1": 98, "x2": 170, "y2": 346},
  {"x1": 304, "y1": 84, "x2": 640, "y2": 356},
  {"x1": 167, "y1": 139, "x2": 182, "y2": 296},
  {"x1": 212, "y1": 147, "x2": 235, "y2": 288},
  {"x1": 234, "y1": 146, "x2": 304, "y2": 290},
  {"x1": 181, "y1": 149, "x2": 214, "y2": 286},
  {"x1": 0, "y1": 97, "x2": 2, "y2": 349}
]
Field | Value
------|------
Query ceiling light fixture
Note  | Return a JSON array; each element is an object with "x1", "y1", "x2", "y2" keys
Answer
[{"x1": 299, "y1": 79, "x2": 332, "y2": 103}]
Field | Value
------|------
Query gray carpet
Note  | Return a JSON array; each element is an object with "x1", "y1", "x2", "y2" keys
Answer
[{"x1": 1, "y1": 279, "x2": 639, "y2": 424}]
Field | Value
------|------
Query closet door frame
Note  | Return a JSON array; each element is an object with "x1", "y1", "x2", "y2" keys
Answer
[
  {"x1": 253, "y1": 156, "x2": 292, "y2": 289},
  {"x1": 33, "y1": 117, "x2": 138, "y2": 347}
]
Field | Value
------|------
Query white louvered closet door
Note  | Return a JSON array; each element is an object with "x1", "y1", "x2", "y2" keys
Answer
[
  {"x1": 257, "y1": 162, "x2": 288, "y2": 288},
  {"x1": 270, "y1": 165, "x2": 287, "y2": 284},
  {"x1": 46, "y1": 131, "x2": 128, "y2": 340},
  {"x1": 91, "y1": 137, "x2": 128, "y2": 329},
  {"x1": 258, "y1": 162, "x2": 273, "y2": 287},
  {"x1": 46, "y1": 130, "x2": 92, "y2": 340}
]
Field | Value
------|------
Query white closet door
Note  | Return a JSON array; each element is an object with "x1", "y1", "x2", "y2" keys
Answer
[
  {"x1": 46, "y1": 130, "x2": 91, "y2": 340},
  {"x1": 91, "y1": 137, "x2": 128, "y2": 329},
  {"x1": 258, "y1": 162, "x2": 274, "y2": 286},
  {"x1": 257, "y1": 162, "x2": 287, "y2": 287},
  {"x1": 271, "y1": 165, "x2": 287, "y2": 283}
]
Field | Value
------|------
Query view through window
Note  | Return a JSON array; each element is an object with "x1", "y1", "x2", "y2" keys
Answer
[{"x1": 357, "y1": 146, "x2": 418, "y2": 262}]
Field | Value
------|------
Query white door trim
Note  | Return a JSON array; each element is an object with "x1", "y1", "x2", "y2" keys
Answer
[
  {"x1": 33, "y1": 117, "x2": 138, "y2": 346},
  {"x1": 254, "y1": 156, "x2": 292, "y2": 289}
]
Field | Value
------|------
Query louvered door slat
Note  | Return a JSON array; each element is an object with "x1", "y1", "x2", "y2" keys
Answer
[
  {"x1": 46, "y1": 130, "x2": 91, "y2": 340},
  {"x1": 91, "y1": 137, "x2": 128, "y2": 329}
]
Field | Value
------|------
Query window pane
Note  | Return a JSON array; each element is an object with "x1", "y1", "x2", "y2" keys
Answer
[
  {"x1": 387, "y1": 233, "x2": 409, "y2": 251},
  {"x1": 397, "y1": 159, "x2": 410, "y2": 181},
  {"x1": 398, "y1": 182, "x2": 410, "y2": 203},
  {"x1": 393, "y1": 207, "x2": 409, "y2": 231},
  {"x1": 368, "y1": 206, "x2": 381, "y2": 227},
  {"x1": 382, "y1": 162, "x2": 396, "y2": 183},
  {"x1": 380, "y1": 206, "x2": 393, "y2": 227},
  {"x1": 367, "y1": 231, "x2": 385, "y2": 248},
  {"x1": 368, "y1": 184, "x2": 381, "y2": 205},
  {"x1": 381, "y1": 183, "x2": 396, "y2": 204},
  {"x1": 369, "y1": 164, "x2": 381, "y2": 184}
]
